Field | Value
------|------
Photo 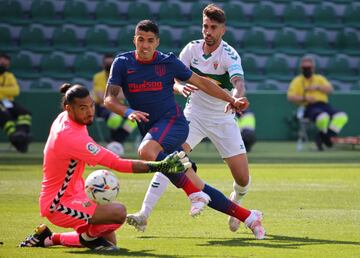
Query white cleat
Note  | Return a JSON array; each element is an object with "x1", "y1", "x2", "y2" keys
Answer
[
  {"x1": 228, "y1": 191, "x2": 241, "y2": 232},
  {"x1": 189, "y1": 191, "x2": 211, "y2": 217},
  {"x1": 126, "y1": 212, "x2": 147, "y2": 232},
  {"x1": 244, "y1": 210, "x2": 265, "y2": 240}
]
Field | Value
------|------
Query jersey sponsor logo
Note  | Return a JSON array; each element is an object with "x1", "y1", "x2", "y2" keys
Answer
[
  {"x1": 86, "y1": 142, "x2": 100, "y2": 155},
  {"x1": 127, "y1": 69, "x2": 136, "y2": 74},
  {"x1": 128, "y1": 81, "x2": 163, "y2": 92},
  {"x1": 155, "y1": 64, "x2": 166, "y2": 76}
]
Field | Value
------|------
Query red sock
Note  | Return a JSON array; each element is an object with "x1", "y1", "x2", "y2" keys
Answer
[
  {"x1": 228, "y1": 202, "x2": 251, "y2": 222},
  {"x1": 51, "y1": 233, "x2": 61, "y2": 245},
  {"x1": 181, "y1": 176, "x2": 201, "y2": 196}
]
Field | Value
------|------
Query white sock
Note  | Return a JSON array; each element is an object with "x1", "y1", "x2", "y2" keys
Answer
[
  {"x1": 43, "y1": 235, "x2": 53, "y2": 247},
  {"x1": 140, "y1": 172, "x2": 170, "y2": 218},
  {"x1": 233, "y1": 176, "x2": 251, "y2": 202}
]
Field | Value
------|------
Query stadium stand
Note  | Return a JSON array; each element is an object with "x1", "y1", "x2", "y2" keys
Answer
[{"x1": 0, "y1": 0, "x2": 358, "y2": 93}]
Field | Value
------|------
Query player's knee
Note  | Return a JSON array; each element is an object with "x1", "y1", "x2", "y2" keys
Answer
[{"x1": 112, "y1": 203, "x2": 127, "y2": 224}]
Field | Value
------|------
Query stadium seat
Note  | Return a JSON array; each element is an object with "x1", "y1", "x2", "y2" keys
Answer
[
  {"x1": 241, "y1": 28, "x2": 271, "y2": 55},
  {"x1": 30, "y1": 0, "x2": 62, "y2": 25},
  {"x1": 256, "y1": 80, "x2": 280, "y2": 91},
  {"x1": 189, "y1": 2, "x2": 208, "y2": 25},
  {"x1": 222, "y1": 2, "x2": 251, "y2": 28},
  {"x1": 0, "y1": 0, "x2": 28, "y2": 25},
  {"x1": 335, "y1": 29, "x2": 360, "y2": 56},
  {"x1": 241, "y1": 54, "x2": 264, "y2": 81},
  {"x1": 116, "y1": 27, "x2": 135, "y2": 52},
  {"x1": 343, "y1": 3, "x2": 360, "y2": 28},
  {"x1": 223, "y1": 30, "x2": 239, "y2": 50},
  {"x1": 127, "y1": 2, "x2": 152, "y2": 22},
  {"x1": 94, "y1": 1, "x2": 127, "y2": 26},
  {"x1": 52, "y1": 26, "x2": 83, "y2": 53},
  {"x1": 158, "y1": 28, "x2": 177, "y2": 54},
  {"x1": 303, "y1": 29, "x2": 335, "y2": 55},
  {"x1": 157, "y1": 2, "x2": 187, "y2": 27},
  {"x1": 19, "y1": 26, "x2": 51, "y2": 53},
  {"x1": 73, "y1": 53, "x2": 101, "y2": 80},
  {"x1": 252, "y1": 3, "x2": 281, "y2": 28},
  {"x1": 40, "y1": 53, "x2": 70, "y2": 80},
  {"x1": 178, "y1": 28, "x2": 202, "y2": 50},
  {"x1": 350, "y1": 81, "x2": 360, "y2": 91},
  {"x1": 63, "y1": 0, "x2": 94, "y2": 26},
  {"x1": 264, "y1": 54, "x2": 294, "y2": 81},
  {"x1": 29, "y1": 79, "x2": 53, "y2": 90},
  {"x1": 282, "y1": 2, "x2": 311, "y2": 29},
  {"x1": 326, "y1": 55, "x2": 358, "y2": 82},
  {"x1": 84, "y1": 27, "x2": 115, "y2": 54},
  {"x1": 272, "y1": 28, "x2": 304, "y2": 56},
  {"x1": 0, "y1": 25, "x2": 17, "y2": 52},
  {"x1": 312, "y1": 3, "x2": 341, "y2": 29},
  {"x1": 11, "y1": 52, "x2": 39, "y2": 79}
]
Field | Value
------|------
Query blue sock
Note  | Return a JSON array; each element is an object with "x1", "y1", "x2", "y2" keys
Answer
[{"x1": 203, "y1": 184, "x2": 232, "y2": 214}]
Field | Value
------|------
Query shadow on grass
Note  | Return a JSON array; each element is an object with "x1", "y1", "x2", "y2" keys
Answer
[
  {"x1": 139, "y1": 234, "x2": 360, "y2": 249},
  {"x1": 67, "y1": 247, "x2": 180, "y2": 257}
]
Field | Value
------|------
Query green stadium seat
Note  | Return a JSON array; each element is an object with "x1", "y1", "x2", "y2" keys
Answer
[
  {"x1": 116, "y1": 27, "x2": 135, "y2": 52},
  {"x1": 222, "y1": 2, "x2": 251, "y2": 28},
  {"x1": 52, "y1": 26, "x2": 83, "y2": 53},
  {"x1": 158, "y1": 28, "x2": 177, "y2": 54},
  {"x1": 264, "y1": 54, "x2": 293, "y2": 81},
  {"x1": 242, "y1": 54, "x2": 264, "y2": 81},
  {"x1": 11, "y1": 52, "x2": 40, "y2": 79},
  {"x1": 29, "y1": 79, "x2": 53, "y2": 90},
  {"x1": 127, "y1": 2, "x2": 152, "y2": 22},
  {"x1": 223, "y1": 30, "x2": 239, "y2": 49},
  {"x1": 63, "y1": 1, "x2": 94, "y2": 26},
  {"x1": 0, "y1": 26, "x2": 17, "y2": 52},
  {"x1": 350, "y1": 81, "x2": 360, "y2": 91},
  {"x1": 178, "y1": 28, "x2": 202, "y2": 50},
  {"x1": 95, "y1": 1, "x2": 127, "y2": 26},
  {"x1": 303, "y1": 29, "x2": 335, "y2": 56},
  {"x1": 157, "y1": 2, "x2": 187, "y2": 27},
  {"x1": 312, "y1": 3, "x2": 341, "y2": 29},
  {"x1": 326, "y1": 55, "x2": 358, "y2": 82},
  {"x1": 241, "y1": 28, "x2": 272, "y2": 55},
  {"x1": 343, "y1": 3, "x2": 360, "y2": 28},
  {"x1": 84, "y1": 27, "x2": 115, "y2": 54},
  {"x1": 252, "y1": 3, "x2": 281, "y2": 28},
  {"x1": 30, "y1": 0, "x2": 62, "y2": 26},
  {"x1": 189, "y1": 2, "x2": 208, "y2": 25},
  {"x1": 74, "y1": 53, "x2": 101, "y2": 80},
  {"x1": 282, "y1": 2, "x2": 311, "y2": 29},
  {"x1": 40, "y1": 53, "x2": 70, "y2": 80},
  {"x1": 272, "y1": 29, "x2": 304, "y2": 56},
  {"x1": 0, "y1": 0, "x2": 28, "y2": 25},
  {"x1": 335, "y1": 29, "x2": 360, "y2": 56},
  {"x1": 19, "y1": 26, "x2": 51, "y2": 53},
  {"x1": 256, "y1": 80, "x2": 280, "y2": 91}
]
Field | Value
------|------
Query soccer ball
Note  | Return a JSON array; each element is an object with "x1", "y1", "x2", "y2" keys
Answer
[
  {"x1": 85, "y1": 170, "x2": 120, "y2": 204},
  {"x1": 106, "y1": 141, "x2": 125, "y2": 156}
]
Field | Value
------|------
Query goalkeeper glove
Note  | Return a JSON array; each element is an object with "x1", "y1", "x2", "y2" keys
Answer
[{"x1": 147, "y1": 151, "x2": 191, "y2": 173}]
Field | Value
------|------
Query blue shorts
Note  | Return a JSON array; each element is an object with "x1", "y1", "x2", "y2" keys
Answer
[
  {"x1": 141, "y1": 113, "x2": 189, "y2": 153},
  {"x1": 305, "y1": 102, "x2": 340, "y2": 121}
]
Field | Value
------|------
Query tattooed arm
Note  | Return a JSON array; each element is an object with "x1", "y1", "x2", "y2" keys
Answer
[{"x1": 104, "y1": 84, "x2": 149, "y2": 122}]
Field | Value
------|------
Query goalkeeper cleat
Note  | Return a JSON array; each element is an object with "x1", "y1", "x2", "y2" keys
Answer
[
  {"x1": 126, "y1": 212, "x2": 148, "y2": 232},
  {"x1": 244, "y1": 210, "x2": 265, "y2": 240},
  {"x1": 228, "y1": 191, "x2": 241, "y2": 232},
  {"x1": 189, "y1": 191, "x2": 211, "y2": 217},
  {"x1": 79, "y1": 235, "x2": 118, "y2": 251},
  {"x1": 18, "y1": 224, "x2": 52, "y2": 247}
]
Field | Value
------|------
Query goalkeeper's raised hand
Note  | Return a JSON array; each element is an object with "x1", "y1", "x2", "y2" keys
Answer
[{"x1": 147, "y1": 151, "x2": 191, "y2": 173}]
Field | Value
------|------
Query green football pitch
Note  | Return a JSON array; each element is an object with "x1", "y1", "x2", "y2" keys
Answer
[{"x1": 0, "y1": 141, "x2": 359, "y2": 258}]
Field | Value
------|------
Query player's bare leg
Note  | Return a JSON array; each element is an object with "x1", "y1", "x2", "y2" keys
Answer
[{"x1": 224, "y1": 153, "x2": 251, "y2": 232}]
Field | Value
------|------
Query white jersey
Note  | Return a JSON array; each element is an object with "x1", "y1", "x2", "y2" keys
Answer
[{"x1": 180, "y1": 39, "x2": 244, "y2": 121}]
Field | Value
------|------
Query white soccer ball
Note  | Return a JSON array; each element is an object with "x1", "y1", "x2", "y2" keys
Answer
[
  {"x1": 106, "y1": 141, "x2": 125, "y2": 156},
  {"x1": 85, "y1": 170, "x2": 120, "y2": 204}
]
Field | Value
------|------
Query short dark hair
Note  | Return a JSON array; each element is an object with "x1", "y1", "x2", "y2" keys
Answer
[
  {"x1": 135, "y1": 20, "x2": 159, "y2": 37},
  {"x1": 0, "y1": 53, "x2": 11, "y2": 61},
  {"x1": 60, "y1": 83, "x2": 89, "y2": 108},
  {"x1": 103, "y1": 53, "x2": 114, "y2": 59},
  {"x1": 203, "y1": 4, "x2": 226, "y2": 24}
]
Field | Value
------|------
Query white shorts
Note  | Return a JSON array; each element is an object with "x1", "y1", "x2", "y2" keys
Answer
[{"x1": 185, "y1": 114, "x2": 246, "y2": 159}]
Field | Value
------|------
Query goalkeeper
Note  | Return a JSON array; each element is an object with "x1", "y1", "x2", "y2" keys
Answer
[{"x1": 19, "y1": 83, "x2": 190, "y2": 251}]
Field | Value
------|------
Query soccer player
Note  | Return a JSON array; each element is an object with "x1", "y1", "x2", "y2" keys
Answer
[
  {"x1": 19, "y1": 83, "x2": 191, "y2": 251},
  {"x1": 104, "y1": 20, "x2": 265, "y2": 239},
  {"x1": 287, "y1": 55, "x2": 348, "y2": 151},
  {"x1": 127, "y1": 5, "x2": 257, "y2": 234}
]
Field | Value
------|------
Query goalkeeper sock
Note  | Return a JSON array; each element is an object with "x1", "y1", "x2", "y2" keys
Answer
[
  {"x1": 203, "y1": 184, "x2": 251, "y2": 222},
  {"x1": 140, "y1": 172, "x2": 170, "y2": 218},
  {"x1": 44, "y1": 232, "x2": 82, "y2": 247},
  {"x1": 156, "y1": 151, "x2": 200, "y2": 196}
]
